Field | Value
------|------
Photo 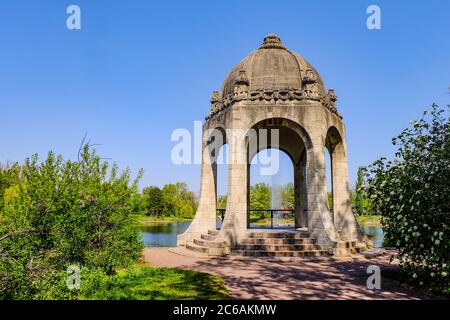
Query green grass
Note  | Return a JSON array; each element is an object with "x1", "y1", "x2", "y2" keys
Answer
[
  {"x1": 356, "y1": 215, "x2": 382, "y2": 226},
  {"x1": 83, "y1": 264, "x2": 229, "y2": 300},
  {"x1": 132, "y1": 214, "x2": 193, "y2": 225}
]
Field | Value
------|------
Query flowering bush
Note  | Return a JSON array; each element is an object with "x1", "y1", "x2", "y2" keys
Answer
[
  {"x1": 0, "y1": 145, "x2": 143, "y2": 299},
  {"x1": 364, "y1": 104, "x2": 449, "y2": 290}
]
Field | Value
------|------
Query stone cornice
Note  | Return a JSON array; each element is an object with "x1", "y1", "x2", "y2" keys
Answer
[{"x1": 205, "y1": 88, "x2": 342, "y2": 121}]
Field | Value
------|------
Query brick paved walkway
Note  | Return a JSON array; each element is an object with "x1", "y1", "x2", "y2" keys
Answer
[{"x1": 143, "y1": 248, "x2": 434, "y2": 300}]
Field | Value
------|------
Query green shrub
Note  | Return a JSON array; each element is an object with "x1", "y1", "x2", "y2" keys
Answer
[
  {"x1": 0, "y1": 163, "x2": 21, "y2": 211},
  {"x1": 365, "y1": 104, "x2": 449, "y2": 290},
  {"x1": 0, "y1": 145, "x2": 143, "y2": 299}
]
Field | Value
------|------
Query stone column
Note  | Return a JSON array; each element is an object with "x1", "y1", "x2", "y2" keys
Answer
[
  {"x1": 332, "y1": 141, "x2": 358, "y2": 240},
  {"x1": 176, "y1": 140, "x2": 217, "y2": 245},
  {"x1": 246, "y1": 162, "x2": 251, "y2": 229},
  {"x1": 306, "y1": 133, "x2": 339, "y2": 244},
  {"x1": 216, "y1": 129, "x2": 248, "y2": 246},
  {"x1": 294, "y1": 158, "x2": 306, "y2": 228}
]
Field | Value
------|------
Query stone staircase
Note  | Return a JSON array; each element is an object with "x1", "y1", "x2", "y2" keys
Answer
[
  {"x1": 335, "y1": 228, "x2": 371, "y2": 255},
  {"x1": 334, "y1": 240, "x2": 368, "y2": 255},
  {"x1": 186, "y1": 230, "x2": 228, "y2": 256},
  {"x1": 231, "y1": 230, "x2": 330, "y2": 258},
  {"x1": 185, "y1": 229, "x2": 369, "y2": 257}
]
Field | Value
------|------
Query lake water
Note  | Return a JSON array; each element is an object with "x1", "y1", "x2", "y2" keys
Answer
[
  {"x1": 362, "y1": 225, "x2": 384, "y2": 248},
  {"x1": 139, "y1": 222, "x2": 191, "y2": 248},
  {"x1": 139, "y1": 221, "x2": 384, "y2": 248}
]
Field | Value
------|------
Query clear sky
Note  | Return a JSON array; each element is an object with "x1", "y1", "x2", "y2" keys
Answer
[{"x1": 0, "y1": 0, "x2": 448, "y2": 195}]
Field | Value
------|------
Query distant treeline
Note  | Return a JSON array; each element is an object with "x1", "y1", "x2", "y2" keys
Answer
[
  {"x1": 217, "y1": 180, "x2": 373, "y2": 216},
  {"x1": 218, "y1": 183, "x2": 294, "y2": 211},
  {"x1": 131, "y1": 182, "x2": 198, "y2": 218},
  {"x1": 1, "y1": 162, "x2": 372, "y2": 219}
]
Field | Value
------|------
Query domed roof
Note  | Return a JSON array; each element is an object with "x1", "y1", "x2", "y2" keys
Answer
[{"x1": 221, "y1": 33, "x2": 326, "y2": 97}]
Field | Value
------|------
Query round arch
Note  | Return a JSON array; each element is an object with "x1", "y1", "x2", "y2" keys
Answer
[
  {"x1": 203, "y1": 127, "x2": 229, "y2": 228},
  {"x1": 324, "y1": 126, "x2": 347, "y2": 227},
  {"x1": 248, "y1": 148, "x2": 296, "y2": 228},
  {"x1": 244, "y1": 118, "x2": 312, "y2": 228},
  {"x1": 325, "y1": 126, "x2": 343, "y2": 154}
]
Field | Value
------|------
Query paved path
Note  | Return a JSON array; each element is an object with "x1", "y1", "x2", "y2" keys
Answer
[{"x1": 143, "y1": 248, "x2": 433, "y2": 300}]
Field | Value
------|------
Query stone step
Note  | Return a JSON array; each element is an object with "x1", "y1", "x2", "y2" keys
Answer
[
  {"x1": 241, "y1": 238, "x2": 315, "y2": 245},
  {"x1": 340, "y1": 241, "x2": 358, "y2": 248},
  {"x1": 186, "y1": 242, "x2": 210, "y2": 254},
  {"x1": 201, "y1": 234, "x2": 216, "y2": 241},
  {"x1": 247, "y1": 232, "x2": 310, "y2": 239},
  {"x1": 350, "y1": 243, "x2": 367, "y2": 254},
  {"x1": 231, "y1": 250, "x2": 328, "y2": 258},
  {"x1": 235, "y1": 244, "x2": 324, "y2": 251},
  {"x1": 194, "y1": 238, "x2": 226, "y2": 248},
  {"x1": 208, "y1": 230, "x2": 219, "y2": 236}
]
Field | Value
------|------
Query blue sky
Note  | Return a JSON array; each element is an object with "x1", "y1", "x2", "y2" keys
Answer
[{"x1": 0, "y1": 0, "x2": 448, "y2": 195}]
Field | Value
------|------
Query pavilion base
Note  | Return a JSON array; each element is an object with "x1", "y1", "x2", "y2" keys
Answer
[{"x1": 179, "y1": 228, "x2": 372, "y2": 258}]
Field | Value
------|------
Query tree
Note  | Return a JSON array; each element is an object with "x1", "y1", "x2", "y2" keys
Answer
[
  {"x1": 250, "y1": 183, "x2": 271, "y2": 220},
  {"x1": 0, "y1": 162, "x2": 21, "y2": 210},
  {"x1": 142, "y1": 186, "x2": 164, "y2": 217},
  {"x1": 129, "y1": 192, "x2": 145, "y2": 215},
  {"x1": 365, "y1": 104, "x2": 449, "y2": 291},
  {"x1": 327, "y1": 192, "x2": 333, "y2": 210},
  {"x1": 0, "y1": 144, "x2": 143, "y2": 299},
  {"x1": 348, "y1": 185, "x2": 357, "y2": 212},
  {"x1": 355, "y1": 167, "x2": 368, "y2": 215},
  {"x1": 250, "y1": 183, "x2": 271, "y2": 210},
  {"x1": 217, "y1": 195, "x2": 227, "y2": 210},
  {"x1": 279, "y1": 183, "x2": 294, "y2": 209},
  {"x1": 158, "y1": 182, "x2": 198, "y2": 218}
]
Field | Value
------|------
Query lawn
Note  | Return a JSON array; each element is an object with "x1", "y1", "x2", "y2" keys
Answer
[
  {"x1": 84, "y1": 264, "x2": 229, "y2": 300},
  {"x1": 356, "y1": 215, "x2": 382, "y2": 226},
  {"x1": 132, "y1": 214, "x2": 193, "y2": 225}
]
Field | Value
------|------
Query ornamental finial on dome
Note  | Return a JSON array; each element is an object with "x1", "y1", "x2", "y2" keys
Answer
[{"x1": 259, "y1": 33, "x2": 286, "y2": 49}]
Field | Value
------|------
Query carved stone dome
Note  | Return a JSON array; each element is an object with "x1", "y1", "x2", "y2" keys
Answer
[
  {"x1": 206, "y1": 34, "x2": 340, "y2": 121},
  {"x1": 221, "y1": 33, "x2": 327, "y2": 97}
]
